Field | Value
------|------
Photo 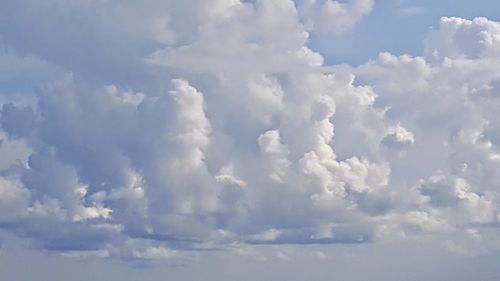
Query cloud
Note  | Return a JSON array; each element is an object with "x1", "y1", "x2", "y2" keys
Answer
[
  {"x1": 299, "y1": 0, "x2": 374, "y2": 33},
  {"x1": 1, "y1": 0, "x2": 500, "y2": 262},
  {"x1": 425, "y1": 17, "x2": 500, "y2": 62},
  {"x1": 356, "y1": 17, "x2": 500, "y2": 249},
  {"x1": 397, "y1": 6, "x2": 427, "y2": 16},
  {"x1": 1, "y1": 103, "x2": 37, "y2": 139}
]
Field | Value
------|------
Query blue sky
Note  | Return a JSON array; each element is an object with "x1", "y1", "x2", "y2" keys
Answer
[
  {"x1": 2, "y1": 1, "x2": 500, "y2": 280},
  {"x1": 313, "y1": 0, "x2": 500, "y2": 64}
]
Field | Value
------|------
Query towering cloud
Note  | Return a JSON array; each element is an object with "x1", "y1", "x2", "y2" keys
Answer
[{"x1": 1, "y1": 0, "x2": 500, "y2": 261}]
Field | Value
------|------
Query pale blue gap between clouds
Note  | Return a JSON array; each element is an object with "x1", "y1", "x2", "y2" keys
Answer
[{"x1": 310, "y1": 0, "x2": 500, "y2": 65}]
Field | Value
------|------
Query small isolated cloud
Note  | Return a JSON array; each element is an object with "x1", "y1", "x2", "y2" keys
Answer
[{"x1": 397, "y1": 6, "x2": 427, "y2": 16}]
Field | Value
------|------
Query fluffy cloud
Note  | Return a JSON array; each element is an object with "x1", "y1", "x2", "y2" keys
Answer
[
  {"x1": 299, "y1": 0, "x2": 374, "y2": 33},
  {"x1": 425, "y1": 17, "x2": 500, "y2": 62},
  {"x1": 1, "y1": 0, "x2": 500, "y2": 262},
  {"x1": 356, "y1": 16, "x2": 500, "y2": 248}
]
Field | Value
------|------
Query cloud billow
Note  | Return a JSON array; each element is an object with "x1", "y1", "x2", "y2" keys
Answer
[{"x1": 1, "y1": 0, "x2": 500, "y2": 261}]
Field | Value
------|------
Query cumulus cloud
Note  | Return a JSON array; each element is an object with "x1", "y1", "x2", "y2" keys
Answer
[
  {"x1": 299, "y1": 0, "x2": 374, "y2": 33},
  {"x1": 425, "y1": 17, "x2": 500, "y2": 62},
  {"x1": 356, "y1": 16, "x2": 500, "y2": 249},
  {"x1": 1, "y1": 0, "x2": 500, "y2": 262}
]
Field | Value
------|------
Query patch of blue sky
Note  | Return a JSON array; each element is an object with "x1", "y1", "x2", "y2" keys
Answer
[{"x1": 308, "y1": 0, "x2": 500, "y2": 65}]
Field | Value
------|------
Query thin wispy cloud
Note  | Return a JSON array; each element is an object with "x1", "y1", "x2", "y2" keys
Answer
[{"x1": 397, "y1": 5, "x2": 427, "y2": 16}]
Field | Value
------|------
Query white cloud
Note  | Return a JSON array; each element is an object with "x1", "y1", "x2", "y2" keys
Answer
[
  {"x1": 397, "y1": 6, "x2": 427, "y2": 16},
  {"x1": 299, "y1": 0, "x2": 374, "y2": 33},
  {"x1": 132, "y1": 246, "x2": 177, "y2": 260},
  {"x1": 1, "y1": 0, "x2": 500, "y2": 263},
  {"x1": 425, "y1": 17, "x2": 500, "y2": 62},
  {"x1": 355, "y1": 17, "x2": 500, "y2": 249},
  {"x1": 0, "y1": 177, "x2": 30, "y2": 222}
]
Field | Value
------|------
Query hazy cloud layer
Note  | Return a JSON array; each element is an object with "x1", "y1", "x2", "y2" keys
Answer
[{"x1": 1, "y1": 0, "x2": 500, "y2": 261}]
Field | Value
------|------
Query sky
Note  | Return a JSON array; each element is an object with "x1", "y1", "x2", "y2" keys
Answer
[{"x1": 2, "y1": 1, "x2": 500, "y2": 280}]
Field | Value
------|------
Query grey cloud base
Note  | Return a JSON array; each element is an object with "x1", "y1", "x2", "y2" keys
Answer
[{"x1": 1, "y1": 0, "x2": 500, "y2": 261}]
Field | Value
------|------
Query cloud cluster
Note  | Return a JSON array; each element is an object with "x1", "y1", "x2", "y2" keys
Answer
[
  {"x1": 1, "y1": 0, "x2": 500, "y2": 261},
  {"x1": 299, "y1": 0, "x2": 374, "y2": 33},
  {"x1": 357, "y1": 16, "x2": 500, "y2": 245}
]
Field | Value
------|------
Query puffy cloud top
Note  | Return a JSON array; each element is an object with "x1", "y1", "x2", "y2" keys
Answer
[{"x1": 426, "y1": 17, "x2": 500, "y2": 61}]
